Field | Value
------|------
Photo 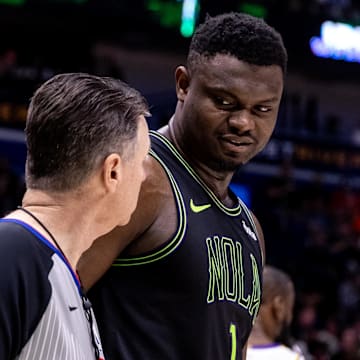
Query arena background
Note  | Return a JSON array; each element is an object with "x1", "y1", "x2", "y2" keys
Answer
[{"x1": 0, "y1": 1, "x2": 359, "y2": 358}]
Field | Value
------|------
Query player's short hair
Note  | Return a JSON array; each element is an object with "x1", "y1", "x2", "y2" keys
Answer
[
  {"x1": 188, "y1": 12, "x2": 287, "y2": 75},
  {"x1": 262, "y1": 265, "x2": 293, "y2": 304}
]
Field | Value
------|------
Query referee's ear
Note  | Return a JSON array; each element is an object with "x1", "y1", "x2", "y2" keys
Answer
[{"x1": 102, "y1": 153, "x2": 123, "y2": 193}]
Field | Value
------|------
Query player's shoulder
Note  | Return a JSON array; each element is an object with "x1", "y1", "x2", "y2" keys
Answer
[
  {"x1": 247, "y1": 343, "x2": 304, "y2": 360},
  {"x1": 141, "y1": 151, "x2": 173, "y2": 205},
  {"x1": 277, "y1": 344, "x2": 305, "y2": 359}
]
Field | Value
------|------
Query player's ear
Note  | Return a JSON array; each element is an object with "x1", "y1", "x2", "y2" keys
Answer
[
  {"x1": 175, "y1": 65, "x2": 190, "y2": 101},
  {"x1": 102, "y1": 153, "x2": 123, "y2": 192}
]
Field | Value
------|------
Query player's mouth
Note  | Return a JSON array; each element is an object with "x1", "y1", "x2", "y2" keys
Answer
[{"x1": 220, "y1": 134, "x2": 254, "y2": 152}]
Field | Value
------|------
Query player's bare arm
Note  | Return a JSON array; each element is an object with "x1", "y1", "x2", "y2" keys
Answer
[
  {"x1": 77, "y1": 155, "x2": 175, "y2": 290},
  {"x1": 251, "y1": 212, "x2": 266, "y2": 266}
]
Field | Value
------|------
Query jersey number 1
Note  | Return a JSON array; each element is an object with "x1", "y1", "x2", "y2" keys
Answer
[{"x1": 229, "y1": 323, "x2": 237, "y2": 360}]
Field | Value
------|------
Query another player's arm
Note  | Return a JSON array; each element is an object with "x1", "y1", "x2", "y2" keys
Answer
[
  {"x1": 251, "y1": 212, "x2": 266, "y2": 266},
  {"x1": 77, "y1": 157, "x2": 165, "y2": 290}
]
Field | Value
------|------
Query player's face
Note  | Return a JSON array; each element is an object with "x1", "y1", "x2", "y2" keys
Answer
[
  {"x1": 284, "y1": 283, "x2": 295, "y2": 325},
  {"x1": 276, "y1": 284, "x2": 295, "y2": 343},
  {"x1": 117, "y1": 116, "x2": 150, "y2": 226},
  {"x1": 175, "y1": 54, "x2": 284, "y2": 172}
]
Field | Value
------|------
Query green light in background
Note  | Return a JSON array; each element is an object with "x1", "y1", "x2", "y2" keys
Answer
[
  {"x1": 239, "y1": 2, "x2": 267, "y2": 18},
  {"x1": 180, "y1": 19, "x2": 194, "y2": 37},
  {"x1": 0, "y1": 0, "x2": 25, "y2": 5},
  {"x1": 146, "y1": 0, "x2": 199, "y2": 36},
  {"x1": 47, "y1": 0, "x2": 88, "y2": 3},
  {"x1": 147, "y1": 0, "x2": 162, "y2": 12},
  {"x1": 180, "y1": 0, "x2": 199, "y2": 37},
  {"x1": 146, "y1": 0, "x2": 182, "y2": 28}
]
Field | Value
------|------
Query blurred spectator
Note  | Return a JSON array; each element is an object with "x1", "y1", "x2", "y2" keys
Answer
[
  {"x1": 332, "y1": 326, "x2": 360, "y2": 360},
  {"x1": 251, "y1": 159, "x2": 360, "y2": 360},
  {"x1": 0, "y1": 157, "x2": 24, "y2": 216},
  {"x1": 247, "y1": 265, "x2": 308, "y2": 359},
  {"x1": 0, "y1": 49, "x2": 17, "y2": 79},
  {"x1": 338, "y1": 271, "x2": 360, "y2": 326}
]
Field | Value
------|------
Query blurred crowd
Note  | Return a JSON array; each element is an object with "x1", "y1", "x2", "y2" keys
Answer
[
  {"x1": 0, "y1": 157, "x2": 24, "y2": 217},
  {"x1": 249, "y1": 161, "x2": 360, "y2": 359}
]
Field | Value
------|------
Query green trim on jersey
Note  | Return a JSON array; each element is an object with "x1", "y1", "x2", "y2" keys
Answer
[
  {"x1": 150, "y1": 131, "x2": 242, "y2": 216},
  {"x1": 152, "y1": 130, "x2": 262, "y2": 264},
  {"x1": 112, "y1": 149, "x2": 187, "y2": 266}
]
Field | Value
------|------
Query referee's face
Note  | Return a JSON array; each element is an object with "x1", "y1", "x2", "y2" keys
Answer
[{"x1": 116, "y1": 115, "x2": 150, "y2": 227}]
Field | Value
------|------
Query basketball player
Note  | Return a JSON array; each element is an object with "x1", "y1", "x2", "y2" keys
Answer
[
  {"x1": 78, "y1": 12, "x2": 288, "y2": 359},
  {"x1": 0, "y1": 73, "x2": 150, "y2": 359},
  {"x1": 247, "y1": 265, "x2": 306, "y2": 360}
]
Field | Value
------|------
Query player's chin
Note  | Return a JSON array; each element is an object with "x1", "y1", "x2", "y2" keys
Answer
[
  {"x1": 211, "y1": 157, "x2": 245, "y2": 172},
  {"x1": 231, "y1": 150, "x2": 258, "y2": 167},
  {"x1": 224, "y1": 151, "x2": 255, "y2": 167},
  {"x1": 220, "y1": 147, "x2": 256, "y2": 165}
]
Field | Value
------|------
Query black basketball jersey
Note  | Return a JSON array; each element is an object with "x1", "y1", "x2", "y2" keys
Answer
[{"x1": 89, "y1": 130, "x2": 263, "y2": 360}]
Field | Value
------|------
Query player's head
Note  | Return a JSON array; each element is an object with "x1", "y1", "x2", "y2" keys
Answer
[
  {"x1": 260, "y1": 265, "x2": 295, "y2": 342},
  {"x1": 25, "y1": 72, "x2": 150, "y2": 192},
  {"x1": 187, "y1": 12, "x2": 287, "y2": 76},
  {"x1": 172, "y1": 12, "x2": 287, "y2": 172}
]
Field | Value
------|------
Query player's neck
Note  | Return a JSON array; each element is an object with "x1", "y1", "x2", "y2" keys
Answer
[
  {"x1": 248, "y1": 322, "x2": 274, "y2": 346},
  {"x1": 161, "y1": 122, "x2": 235, "y2": 205}
]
